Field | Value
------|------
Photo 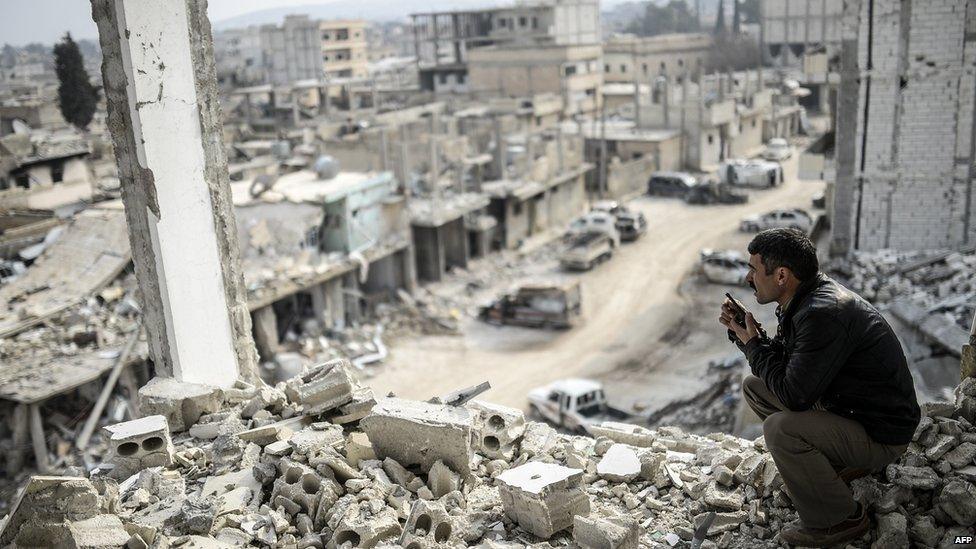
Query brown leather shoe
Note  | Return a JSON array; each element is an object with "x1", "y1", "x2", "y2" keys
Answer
[{"x1": 779, "y1": 503, "x2": 869, "y2": 548}]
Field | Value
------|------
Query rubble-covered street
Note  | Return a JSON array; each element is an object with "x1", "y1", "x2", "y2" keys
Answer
[{"x1": 367, "y1": 154, "x2": 820, "y2": 417}]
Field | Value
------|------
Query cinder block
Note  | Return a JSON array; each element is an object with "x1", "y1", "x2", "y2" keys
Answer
[
  {"x1": 284, "y1": 359, "x2": 357, "y2": 415},
  {"x1": 361, "y1": 398, "x2": 474, "y2": 479},
  {"x1": 496, "y1": 461, "x2": 590, "y2": 539},
  {"x1": 103, "y1": 415, "x2": 174, "y2": 480},
  {"x1": 467, "y1": 400, "x2": 525, "y2": 460},
  {"x1": 398, "y1": 499, "x2": 460, "y2": 548}
]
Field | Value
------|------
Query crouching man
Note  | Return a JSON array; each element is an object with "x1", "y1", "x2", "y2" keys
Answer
[{"x1": 719, "y1": 228, "x2": 920, "y2": 547}]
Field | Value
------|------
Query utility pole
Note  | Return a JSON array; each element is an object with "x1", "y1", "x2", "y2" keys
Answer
[{"x1": 598, "y1": 94, "x2": 608, "y2": 197}]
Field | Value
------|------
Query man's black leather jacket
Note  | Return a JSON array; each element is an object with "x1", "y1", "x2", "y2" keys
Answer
[{"x1": 739, "y1": 273, "x2": 921, "y2": 445}]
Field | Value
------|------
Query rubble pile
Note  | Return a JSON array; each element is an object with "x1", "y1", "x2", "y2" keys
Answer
[
  {"x1": 4, "y1": 360, "x2": 975, "y2": 548},
  {"x1": 0, "y1": 277, "x2": 141, "y2": 363},
  {"x1": 829, "y1": 249, "x2": 976, "y2": 332},
  {"x1": 646, "y1": 361, "x2": 744, "y2": 436}
]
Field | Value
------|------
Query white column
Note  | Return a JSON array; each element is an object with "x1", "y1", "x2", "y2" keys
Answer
[{"x1": 93, "y1": 0, "x2": 258, "y2": 387}]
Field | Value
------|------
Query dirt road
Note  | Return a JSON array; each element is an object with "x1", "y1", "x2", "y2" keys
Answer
[{"x1": 367, "y1": 155, "x2": 824, "y2": 411}]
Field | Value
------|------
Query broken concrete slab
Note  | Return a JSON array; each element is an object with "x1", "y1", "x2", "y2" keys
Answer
[
  {"x1": 137, "y1": 376, "x2": 223, "y2": 432},
  {"x1": 63, "y1": 513, "x2": 132, "y2": 548},
  {"x1": 496, "y1": 461, "x2": 589, "y2": 539},
  {"x1": 573, "y1": 513, "x2": 638, "y2": 549},
  {"x1": 597, "y1": 444, "x2": 641, "y2": 483},
  {"x1": 361, "y1": 397, "x2": 474, "y2": 478},
  {"x1": 427, "y1": 459, "x2": 461, "y2": 498},
  {"x1": 587, "y1": 422, "x2": 655, "y2": 447}
]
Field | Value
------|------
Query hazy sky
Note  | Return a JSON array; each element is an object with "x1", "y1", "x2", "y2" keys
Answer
[{"x1": 1, "y1": 0, "x2": 339, "y2": 46}]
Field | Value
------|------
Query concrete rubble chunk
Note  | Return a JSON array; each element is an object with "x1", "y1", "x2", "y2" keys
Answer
[
  {"x1": 0, "y1": 476, "x2": 106, "y2": 547},
  {"x1": 103, "y1": 415, "x2": 174, "y2": 479},
  {"x1": 874, "y1": 512, "x2": 909, "y2": 548},
  {"x1": 886, "y1": 464, "x2": 942, "y2": 490},
  {"x1": 496, "y1": 461, "x2": 589, "y2": 539},
  {"x1": 573, "y1": 513, "x2": 638, "y2": 549},
  {"x1": 596, "y1": 444, "x2": 641, "y2": 483},
  {"x1": 427, "y1": 459, "x2": 461, "y2": 498},
  {"x1": 361, "y1": 397, "x2": 474, "y2": 478},
  {"x1": 284, "y1": 358, "x2": 357, "y2": 414},
  {"x1": 137, "y1": 376, "x2": 223, "y2": 432},
  {"x1": 468, "y1": 399, "x2": 526, "y2": 460},
  {"x1": 399, "y1": 499, "x2": 461, "y2": 547},
  {"x1": 345, "y1": 432, "x2": 376, "y2": 467},
  {"x1": 703, "y1": 482, "x2": 744, "y2": 511},
  {"x1": 329, "y1": 502, "x2": 402, "y2": 548},
  {"x1": 329, "y1": 386, "x2": 377, "y2": 424},
  {"x1": 944, "y1": 441, "x2": 976, "y2": 469},
  {"x1": 63, "y1": 514, "x2": 133, "y2": 548},
  {"x1": 937, "y1": 479, "x2": 976, "y2": 526},
  {"x1": 587, "y1": 422, "x2": 656, "y2": 447},
  {"x1": 692, "y1": 510, "x2": 747, "y2": 536}
]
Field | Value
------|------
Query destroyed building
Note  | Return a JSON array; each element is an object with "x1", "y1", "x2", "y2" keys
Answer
[{"x1": 830, "y1": 0, "x2": 976, "y2": 253}]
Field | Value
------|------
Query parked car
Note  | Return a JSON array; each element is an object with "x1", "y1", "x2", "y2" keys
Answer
[
  {"x1": 762, "y1": 138, "x2": 793, "y2": 161},
  {"x1": 739, "y1": 208, "x2": 813, "y2": 232},
  {"x1": 699, "y1": 249, "x2": 750, "y2": 286},
  {"x1": 615, "y1": 211, "x2": 647, "y2": 241},
  {"x1": 590, "y1": 200, "x2": 627, "y2": 216},
  {"x1": 718, "y1": 159, "x2": 784, "y2": 188},
  {"x1": 560, "y1": 233, "x2": 614, "y2": 271},
  {"x1": 812, "y1": 191, "x2": 826, "y2": 209},
  {"x1": 478, "y1": 281, "x2": 582, "y2": 329},
  {"x1": 528, "y1": 378, "x2": 630, "y2": 433},
  {"x1": 648, "y1": 171, "x2": 699, "y2": 197},
  {"x1": 685, "y1": 180, "x2": 749, "y2": 205},
  {"x1": 567, "y1": 212, "x2": 621, "y2": 248},
  {"x1": 590, "y1": 201, "x2": 647, "y2": 241}
]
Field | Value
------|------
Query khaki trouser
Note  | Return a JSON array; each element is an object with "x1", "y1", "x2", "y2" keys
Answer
[{"x1": 742, "y1": 375, "x2": 908, "y2": 528}]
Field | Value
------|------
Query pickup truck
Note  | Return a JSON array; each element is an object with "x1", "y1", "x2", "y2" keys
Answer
[
  {"x1": 560, "y1": 232, "x2": 614, "y2": 271},
  {"x1": 478, "y1": 281, "x2": 582, "y2": 329},
  {"x1": 528, "y1": 378, "x2": 630, "y2": 434}
]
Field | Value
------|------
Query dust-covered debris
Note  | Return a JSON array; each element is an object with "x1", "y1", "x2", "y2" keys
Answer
[{"x1": 2, "y1": 366, "x2": 974, "y2": 548}]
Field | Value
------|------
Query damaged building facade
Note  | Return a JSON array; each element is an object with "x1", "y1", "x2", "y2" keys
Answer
[{"x1": 830, "y1": 0, "x2": 976, "y2": 253}]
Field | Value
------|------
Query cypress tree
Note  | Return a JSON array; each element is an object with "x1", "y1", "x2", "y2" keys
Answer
[{"x1": 54, "y1": 33, "x2": 100, "y2": 131}]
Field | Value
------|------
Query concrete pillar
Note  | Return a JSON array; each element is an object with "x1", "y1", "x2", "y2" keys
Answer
[
  {"x1": 252, "y1": 305, "x2": 279, "y2": 361},
  {"x1": 291, "y1": 89, "x2": 300, "y2": 127},
  {"x1": 412, "y1": 225, "x2": 445, "y2": 282},
  {"x1": 324, "y1": 277, "x2": 345, "y2": 330},
  {"x1": 92, "y1": 0, "x2": 258, "y2": 387},
  {"x1": 244, "y1": 93, "x2": 253, "y2": 126},
  {"x1": 343, "y1": 272, "x2": 362, "y2": 324},
  {"x1": 309, "y1": 282, "x2": 329, "y2": 325},
  {"x1": 443, "y1": 218, "x2": 469, "y2": 270}
]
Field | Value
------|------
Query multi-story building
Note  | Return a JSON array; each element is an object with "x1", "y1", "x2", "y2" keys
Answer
[
  {"x1": 760, "y1": 0, "x2": 843, "y2": 113},
  {"x1": 411, "y1": 0, "x2": 601, "y2": 95},
  {"x1": 215, "y1": 18, "x2": 376, "y2": 88},
  {"x1": 467, "y1": 43, "x2": 602, "y2": 114},
  {"x1": 830, "y1": 0, "x2": 976, "y2": 254},
  {"x1": 320, "y1": 20, "x2": 369, "y2": 79},
  {"x1": 603, "y1": 33, "x2": 712, "y2": 84}
]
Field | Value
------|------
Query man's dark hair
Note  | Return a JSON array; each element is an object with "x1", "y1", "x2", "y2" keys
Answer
[{"x1": 747, "y1": 228, "x2": 819, "y2": 281}]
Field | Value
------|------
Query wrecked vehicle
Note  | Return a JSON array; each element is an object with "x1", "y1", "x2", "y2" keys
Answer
[
  {"x1": 566, "y1": 212, "x2": 620, "y2": 248},
  {"x1": 684, "y1": 180, "x2": 749, "y2": 205},
  {"x1": 761, "y1": 137, "x2": 793, "y2": 161},
  {"x1": 739, "y1": 208, "x2": 813, "y2": 233},
  {"x1": 478, "y1": 281, "x2": 582, "y2": 329},
  {"x1": 718, "y1": 159, "x2": 784, "y2": 188},
  {"x1": 647, "y1": 171, "x2": 698, "y2": 197},
  {"x1": 699, "y1": 249, "x2": 750, "y2": 286},
  {"x1": 560, "y1": 232, "x2": 614, "y2": 271},
  {"x1": 615, "y1": 211, "x2": 647, "y2": 241},
  {"x1": 528, "y1": 378, "x2": 629, "y2": 433},
  {"x1": 590, "y1": 200, "x2": 627, "y2": 216}
]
